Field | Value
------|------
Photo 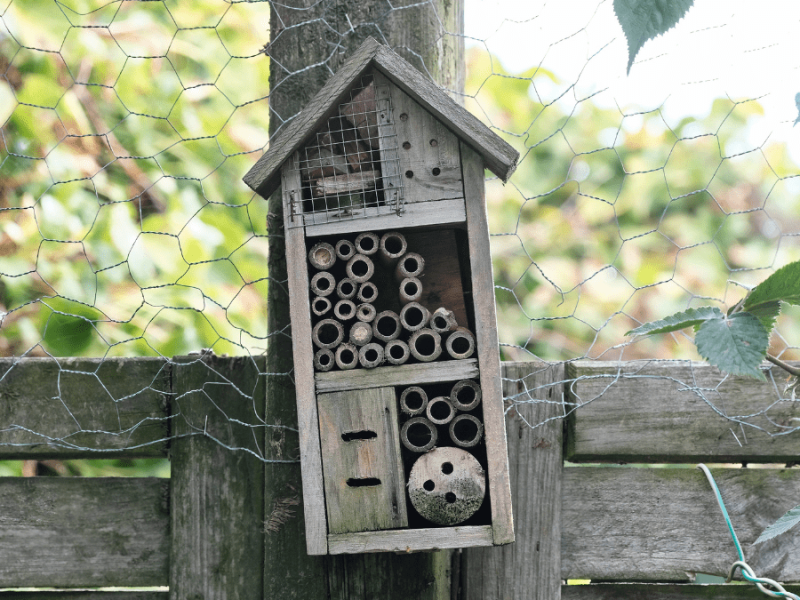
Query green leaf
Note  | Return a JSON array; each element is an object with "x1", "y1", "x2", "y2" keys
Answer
[
  {"x1": 744, "y1": 260, "x2": 800, "y2": 311},
  {"x1": 747, "y1": 301, "x2": 781, "y2": 334},
  {"x1": 613, "y1": 0, "x2": 695, "y2": 74},
  {"x1": 695, "y1": 313, "x2": 769, "y2": 381},
  {"x1": 626, "y1": 307, "x2": 722, "y2": 337},
  {"x1": 754, "y1": 504, "x2": 800, "y2": 545}
]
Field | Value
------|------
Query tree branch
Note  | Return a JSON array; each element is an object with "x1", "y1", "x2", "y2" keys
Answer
[{"x1": 765, "y1": 353, "x2": 800, "y2": 377}]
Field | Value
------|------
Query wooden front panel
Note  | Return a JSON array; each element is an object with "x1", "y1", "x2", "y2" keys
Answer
[{"x1": 317, "y1": 386, "x2": 408, "y2": 534}]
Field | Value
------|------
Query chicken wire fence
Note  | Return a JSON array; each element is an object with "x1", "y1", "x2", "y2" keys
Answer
[{"x1": 0, "y1": 0, "x2": 799, "y2": 468}]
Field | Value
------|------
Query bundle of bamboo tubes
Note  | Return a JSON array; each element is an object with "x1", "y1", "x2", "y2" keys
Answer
[{"x1": 308, "y1": 230, "x2": 477, "y2": 372}]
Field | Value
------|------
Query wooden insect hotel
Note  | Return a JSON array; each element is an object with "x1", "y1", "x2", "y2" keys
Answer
[{"x1": 243, "y1": 37, "x2": 519, "y2": 555}]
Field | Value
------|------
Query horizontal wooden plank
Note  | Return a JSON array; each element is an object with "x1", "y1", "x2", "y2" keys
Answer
[
  {"x1": 0, "y1": 358, "x2": 169, "y2": 458},
  {"x1": 566, "y1": 361, "x2": 800, "y2": 463},
  {"x1": 328, "y1": 525, "x2": 492, "y2": 554},
  {"x1": 315, "y1": 358, "x2": 478, "y2": 393},
  {"x1": 562, "y1": 583, "x2": 800, "y2": 599},
  {"x1": 304, "y1": 198, "x2": 466, "y2": 237},
  {"x1": 0, "y1": 477, "x2": 169, "y2": 588},
  {"x1": 0, "y1": 594, "x2": 167, "y2": 600},
  {"x1": 562, "y1": 467, "x2": 800, "y2": 582}
]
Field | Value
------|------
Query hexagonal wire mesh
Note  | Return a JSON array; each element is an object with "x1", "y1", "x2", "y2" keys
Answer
[{"x1": 0, "y1": 0, "x2": 798, "y2": 467}]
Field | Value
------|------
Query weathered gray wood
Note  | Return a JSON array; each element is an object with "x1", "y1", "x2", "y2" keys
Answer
[
  {"x1": 463, "y1": 362, "x2": 565, "y2": 600},
  {"x1": 0, "y1": 357, "x2": 168, "y2": 458},
  {"x1": 315, "y1": 358, "x2": 478, "y2": 393},
  {"x1": 0, "y1": 594, "x2": 168, "y2": 600},
  {"x1": 328, "y1": 524, "x2": 493, "y2": 554},
  {"x1": 282, "y1": 159, "x2": 329, "y2": 555},
  {"x1": 566, "y1": 361, "x2": 800, "y2": 463},
  {"x1": 304, "y1": 198, "x2": 466, "y2": 236},
  {"x1": 561, "y1": 584, "x2": 800, "y2": 599},
  {"x1": 374, "y1": 73, "x2": 403, "y2": 210},
  {"x1": 461, "y1": 142, "x2": 514, "y2": 545},
  {"x1": 243, "y1": 39, "x2": 518, "y2": 200},
  {"x1": 561, "y1": 467, "x2": 800, "y2": 582},
  {"x1": 317, "y1": 387, "x2": 408, "y2": 533},
  {"x1": 376, "y1": 71, "x2": 464, "y2": 203},
  {"x1": 313, "y1": 170, "x2": 379, "y2": 196},
  {"x1": 0, "y1": 477, "x2": 168, "y2": 587},
  {"x1": 169, "y1": 354, "x2": 266, "y2": 599}
]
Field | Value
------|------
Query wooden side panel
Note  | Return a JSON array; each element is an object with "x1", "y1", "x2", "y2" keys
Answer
[
  {"x1": 375, "y1": 73, "x2": 402, "y2": 209},
  {"x1": 461, "y1": 142, "x2": 514, "y2": 545},
  {"x1": 282, "y1": 159, "x2": 329, "y2": 555},
  {"x1": 0, "y1": 594, "x2": 167, "y2": 600},
  {"x1": 328, "y1": 525, "x2": 493, "y2": 554},
  {"x1": 316, "y1": 358, "x2": 478, "y2": 393},
  {"x1": 562, "y1": 584, "x2": 800, "y2": 599},
  {"x1": 318, "y1": 387, "x2": 407, "y2": 534},
  {"x1": 0, "y1": 357, "x2": 169, "y2": 458},
  {"x1": 169, "y1": 355, "x2": 266, "y2": 600},
  {"x1": 561, "y1": 467, "x2": 800, "y2": 582},
  {"x1": 566, "y1": 361, "x2": 800, "y2": 463},
  {"x1": 0, "y1": 477, "x2": 168, "y2": 587},
  {"x1": 383, "y1": 71, "x2": 464, "y2": 203},
  {"x1": 463, "y1": 362, "x2": 565, "y2": 600}
]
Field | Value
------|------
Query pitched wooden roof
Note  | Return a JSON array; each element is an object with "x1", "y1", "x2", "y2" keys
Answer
[{"x1": 243, "y1": 37, "x2": 519, "y2": 199}]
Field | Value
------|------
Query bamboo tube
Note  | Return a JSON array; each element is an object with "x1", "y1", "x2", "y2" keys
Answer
[
  {"x1": 449, "y1": 414, "x2": 484, "y2": 448},
  {"x1": 314, "y1": 348, "x2": 335, "y2": 372},
  {"x1": 399, "y1": 386, "x2": 428, "y2": 416},
  {"x1": 349, "y1": 321, "x2": 373, "y2": 346},
  {"x1": 407, "y1": 447, "x2": 486, "y2": 526},
  {"x1": 333, "y1": 299, "x2": 356, "y2": 321},
  {"x1": 408, "y1": 328, "x2": 442, "y2": 362},
  {"x1": 378, "y1": 231, "x2": 407, "y2": 266},
  {"x1": 400, "y1": 417, "x2": 437, "y2": 453},
  {"x1": 354, "y1": 232, "x2": 380, "y2": 256},
  {"x1": 450, "y1": 380, "x2": 482, "y2": 412},
  {"x1": 312, "y1": 319, "x2": 344, "y2": 349},
  {"x1": 311, "y1": 296, "x2": 332, "y2": 317},
  {"x1": 356, "y1": 303, "x2": 376, "y2": 323},
  {"x1": 430, "y1": 307, "x2": 457, "y2": 334},
  {"x1": 385, "y1": 339, "x2": 410, "y2": 366},
  {"x1": 336, "y1": 277, "x2": 357, "y2": 300},
  {"x1": 426, "y1": 396, "x2": 456, "y2": 425},
  {"x1": 445, "y1": 327, "x2": 475, "y2": 360},
  {"x1": 394, "y1": 252, "x2": 424, "y2": 281},
  {"x1": 308, "y1": 242, "x2": 336, "y2": 270},
  {"x1": 310, "y1": 271, "x2": 336, "y2": 297},
  {"x1": 399, "y1": 277, "x2": 422, "y2": 305},
  {"x1": 346, "y1": 253, "x2": 374, "y2": 283},
  {"x1": 356, "y1": 281, "x2": 378, "y2": 303},
  {"x1": 335, "y1": 239, "x2": 355, "y2": 261},
  {"x1": 372, "y1": 310, "x2": 401, "y2": 342},
  {"x1": 358, "y1": 342, "x2": 384, "y2": 369},
  {"x1": 334, "y1": 343, "x2": 359, "y2": 370},
  {"x1": 399, "y1": 302, "x2": 430, "y2": 332}
]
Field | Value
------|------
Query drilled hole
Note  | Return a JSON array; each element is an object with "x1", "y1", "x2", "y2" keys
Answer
[
  {"x1": 405, "y1": 170, "x2": 414, "y2": 179},
  {"x1": 423, "y1": 479, "x2": 435, "y2": 492},
  {"x1": 445, "y1": 492, "x2": 456, "y2": 503},
  {"x1": 429, "y1": 139, "x2": 438, "y2": 146},
  {"x1": 347, "y1": 478, "x2": 381, "y2": 487},
  {"x1": 441, "y1": 462, "x2": 453, "y2": 475},
  {"x1": 400, "y1": 113, "x2": 408, "y2": 121},
  {"x1": 432, "y1": 167, "x2": 441, "y2": 176},
  {"x1": 341, "y1": 430, "x2": 377, "y2": 442},
  {"x1": 402, "y1": 141, "x2": 411, "y2": 150}
]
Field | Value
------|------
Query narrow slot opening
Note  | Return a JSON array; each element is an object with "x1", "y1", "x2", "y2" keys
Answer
[
  {"x1": 341, "y1": 430, "x2": 377, "y2": 442},
  {"x1": 347, "y1": 478, "x2": 381, "y2": 487},
  {"x1": 414, "y1": 333, "x2": 435, "y2": 356}
]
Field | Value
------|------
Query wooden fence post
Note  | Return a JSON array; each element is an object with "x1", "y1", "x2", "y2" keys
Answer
[{"x1": 263, "y1": 2, "x2": 464, "y2": 598}]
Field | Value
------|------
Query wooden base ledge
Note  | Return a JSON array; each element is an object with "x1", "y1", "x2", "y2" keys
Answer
[
  {"x1": 328, "y1": 525, "x2": 493, "y2": 554},
  {"x1": 315, "y1": 358, "x2": 478, "y2": 393},
  {"x1": 562, "y1": 583, "x2": 800, "y2": 599}
]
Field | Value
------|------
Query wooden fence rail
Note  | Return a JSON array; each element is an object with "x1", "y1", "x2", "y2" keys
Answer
[{"x1": 0, "y1": 357, "x2": 798, "y2": 598}]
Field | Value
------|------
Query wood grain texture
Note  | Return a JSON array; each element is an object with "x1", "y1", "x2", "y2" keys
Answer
[
  {"x1": 282, "y1": 160, "x2": 329, "y2": 555},
  {"x1": 0, "y1": 357, "x2": 168, "y2": 458},
  {"x1": 317, "y1": 387, "x2": 408, "y2": 533},
  {"x1": 0, "y1": 477, "x2": 168, "y2": 587},
  {"x1": 303, "y1": 198, "x2": 466, "y2": 236},
  {"x1": 562, "y1": 584, "x2": 800, "y2": 599},
  {"x1": 379, "y1": 71, "x2": 464, "y2": 202},
  {"x1": 0, "y1": 594, "x2": 168, "y2": 600},
  {"x1": 566, "y1": 361, "x2": 800, "y2": 463},
  {"x1": 315, "y1": 358, "x2": 478, "y2": 393},
  {"x1": 405, "y1": 230, "x2": 469, "y2": 327},
  {"x1": 561, "y1": 467, "x2": 800, "y2": 582},
  {"x1": 461, "y1": 142, "x2": 514, "y2": 545},
  {"x1": 169, "y1": 355, "x2": 266, "y2": 600},
  {"x1": 463, "y1": 362, "x2": 565, "y2": 600},
  {"x1": 374, "y1": 73, "x2": 403, "y2": 210},
  {"x1": 328, "y1": 524, "x2": 493, "y2": 554}
]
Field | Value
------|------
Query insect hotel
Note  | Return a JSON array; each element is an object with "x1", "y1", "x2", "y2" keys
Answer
[{"x1": 244, "y1": 38, "x2": 519, "y2": 555}]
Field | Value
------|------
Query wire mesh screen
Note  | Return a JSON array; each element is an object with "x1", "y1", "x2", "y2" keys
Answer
[{"x1": 0, "y1": 0, "x2": 798, "y2": 469}]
